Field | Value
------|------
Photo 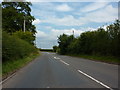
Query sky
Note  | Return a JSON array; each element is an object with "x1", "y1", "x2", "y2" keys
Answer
[{"x1": 30, "y1": 1, "x2": 118, "y2": 49}]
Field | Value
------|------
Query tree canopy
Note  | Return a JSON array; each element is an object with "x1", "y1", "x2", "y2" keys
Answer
[
  {"x1": 57, "y1": 20, "x2": 120, "y2": 58},
  {"x1": 2, "y1": 2, "x2": 36, "y2": 34},
  {"x1": 2, "y1": 2, "x2": 38, "y2": 63}
]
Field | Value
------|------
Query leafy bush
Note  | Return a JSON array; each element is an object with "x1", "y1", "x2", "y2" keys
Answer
[
  {"x1": 2, "y1": 31, "x2": 38, "y2": 62},
  {"x1": 13, "y1": 31, "x2": 35, "y2": 45},
  {"x1": 56, "y1": 47, "x2": 61, "y2": 54}
]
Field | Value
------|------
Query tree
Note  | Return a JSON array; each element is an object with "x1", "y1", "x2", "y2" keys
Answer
[
  {"x1": 2, "y1": 2, "x2": 36, "y2": 34},
  {"x1": 107, "y1": 20, "x2": 120, "y2": 56},
  {"x1": 93, "y1": 28, "x2": 110, "y2": 55},
  {"x1": 79, "y1": 31, "x2": 95, "y2": 54},
  {"x1": 67, "y1": 38, "x2": 80, "y2": 54},
  {"x1": 58, "y1": 34, "x2": 68, "y2": 54},
  {"x1": 53, "y1": 45, "x2": 58, "y2": 52},
  {"x1": 58, "y1": 34, "x2": 74, "y2": 54},
  {"x1": 57, "y1": 20, "x2": 120, "y2": 58}
]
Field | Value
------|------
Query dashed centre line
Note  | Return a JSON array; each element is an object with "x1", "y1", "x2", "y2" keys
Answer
[
  {"x1": 77, "y1": 70, "x2": 113, "y2": 90},
  {"x1": 60, "y1": 60, "x2": 69, "y2": 66},
  {"x1": 53, "y1": 57, "x2": 69, "y2": 66},
  {"x1": 54, "y1": 57, "x2": 60, "y2": 59},
  {"x1": 53, "y1": 56, "x2": 113, "y2": 90}
]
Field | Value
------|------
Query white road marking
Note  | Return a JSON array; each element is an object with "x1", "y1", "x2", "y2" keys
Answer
[
  {"x1": 0, "y1": 73, "x2": 16, "y2": 85},
  {"x1": 54, "y1": 57, "x2": 60, "y2": 59},
  {"x1": 77, "y1": 70, "x2": 113, "y2": 90},
  {"x1": 46, "y1": 52, "x2": 49, "y2": 54},
  {"x1": 60, "y1": 60, "x2": 69, "y2": 66}
]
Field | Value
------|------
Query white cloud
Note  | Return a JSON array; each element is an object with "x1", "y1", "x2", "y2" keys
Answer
[
  {"x1": 79, "y1": 5, "x2": 118, "y2": 23},
  {"x1": 45, "y1": 26, "x2": 53, "y2": 29},
  {"x1": 103, "y1": 25, "x2": 107, "y2": 30},
  {"x1": 80, "y1": 2, "x2": 109, "y2": 12},
  {"x1": 35, "y1": 27, "x2": 97, "y2": 48},
  {"x1": 32, "y1": 9, "x2": 56, "y2": 19},
  {"x1": 36, "y1": 30, "x2": 47, "y2": 38},
  {"x1": 34, "y1": 5, "x2": 117, "y2": 26},
  {"x1": 28, "y1": 0, "x2": 119, "y2": 2},
  {"x1": 36, "y1": 27, "x2": 96, "y2": 42},
  {"x1": 51, "y1": 28, "x2": 84, "y2": 36},
  {"x1": 42, "y1": 15, "x2": 83, "y2": 26},
  {"x1": 33, "y1": 19, "x2": 41, "y2": 25},
  {"x1": 56, "y1": 4, "x2": 73, "y2": 12},
  {"x1": 50, "y1": 28, "x2": 93, "y2": 41},
  {"x1": 31, "y1": 2, "x2": 117, "y2": 27}
]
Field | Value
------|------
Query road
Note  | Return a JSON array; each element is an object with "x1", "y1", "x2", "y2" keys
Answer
[{"x1": 2, "y1": 52, "x2": 118, "y2": 89}]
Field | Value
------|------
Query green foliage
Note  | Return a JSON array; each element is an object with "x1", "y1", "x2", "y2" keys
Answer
[
  {"x1": 56, "y1": 47, "x2": 60, "y2": 54},
  {"x1": 57, "y1": 20, "x2": 120, "y2": 58},
  {"x1": 58, "y1": 34, "x2": 68, "y2": 54},
  {"x1": 58, "y1": 34, "x2": 74, "y2": 54},
  {"x1": 2, "y1": 31, "x2": 38, "y2": 62},
  {"x1": 107, "y1": 20, "x2": 120, "y2": 56},
  {"x1": 78, "y1": 28, "x2": 110, "y2": 55},
  {"x1": 3, "y1": 52, "x2": 39, "y2": 77},
  {"x1": 2, "y1": 2, "x2": 38, "y2": 63},
  {"x1": 53, "y1": 45, "x2": 58, "y2": 52},
  {"x1": 2, "y1": 2, "x2": 36, "y2": 34},
  {"x1": 13, "y1": 31, "x2": 35, "y2": 45},
  {"x1": 67, "y1": 38, "x2": 80, "y2": 54}
]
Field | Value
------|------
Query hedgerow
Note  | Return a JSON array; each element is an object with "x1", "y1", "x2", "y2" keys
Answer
[{"x1": 2, "y1": 31, "x2": 38, "y2": 62}]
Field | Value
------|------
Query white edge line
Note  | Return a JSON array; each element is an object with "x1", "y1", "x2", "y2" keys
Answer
[
  {"x1": 60, "y1": 60, "x2": 69, "y2": 66},
  {"x1": 77, "y1": 70, "x2": 113, "y2": 90},
  {"x1": 0, "y1": 73, "x2": 16, "y2": 85}
]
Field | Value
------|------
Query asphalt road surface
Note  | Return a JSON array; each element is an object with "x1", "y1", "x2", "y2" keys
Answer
[{"x1": 3, "y1": 52, "x2": 118, "y2": 89}]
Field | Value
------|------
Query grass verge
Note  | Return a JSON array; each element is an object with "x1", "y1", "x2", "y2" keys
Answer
[
  {"x1": 68, "y1": 54, "x2": 120, "y2": 65},
  {"x1": 2, "y1": 52, "x2": 40, "y2": 79}
]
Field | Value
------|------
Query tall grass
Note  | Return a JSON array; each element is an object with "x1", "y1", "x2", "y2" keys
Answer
[{"x1": 2, "y1": 53, "x2": 39, "y2": 78}]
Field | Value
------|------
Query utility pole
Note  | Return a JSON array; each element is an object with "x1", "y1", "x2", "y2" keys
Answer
[
  {"x1": 73, "y1": 30, "x2": 74, "y2": 36},
  {"x1": 35, "y1": 38, "x2": 37, "y2": 47},
  {"x1": 24, "y1": 19, "x2": 25, "y2": 32}
]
